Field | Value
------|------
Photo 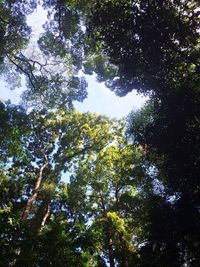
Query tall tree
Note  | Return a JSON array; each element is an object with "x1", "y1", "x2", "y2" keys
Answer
[
  {"x1": 0, "y1": 104, "x2": 126, "y2": 266},
  {"x1": 68, "y1": 134, "x2": 146, "y2": 266}
]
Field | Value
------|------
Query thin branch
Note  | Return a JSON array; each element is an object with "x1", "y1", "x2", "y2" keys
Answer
[
  {"x1": 0, "y1": 16, "x2": 8, "y2": 24},
  {"x1": 7, "y1": 54, "x2": 37, "y2": 91}
]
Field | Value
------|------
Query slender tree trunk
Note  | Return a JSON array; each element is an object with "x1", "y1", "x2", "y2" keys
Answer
[
  {"x1": 121, "y1": 254, "x2": 128, "y2": 267},
  {"x1": 41, "y1": 204, "x2": 50, "y2": 227},
  {"x1": 21, "y1": 159, "x2": 48, "y2": 221},
  {"x1": 100, "y1": 191, "x2": 115, "y2": 267},
  {"x1": 120, "y1": 235, "x2": 129, "y2": 267},
  {"x1": 108, "y1": 236, "x2": 115, "y2": 267},
  {"x1": 105, "y1": 223, "x2": 115, "y2": 267},
  {"x1": 31, "y1": 197, "x2": 51, "y2": 230}
]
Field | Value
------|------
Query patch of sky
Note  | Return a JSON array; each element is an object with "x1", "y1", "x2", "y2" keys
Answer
[{"x1": 74, "y1": 74, "x2": 147, "y2": 119}]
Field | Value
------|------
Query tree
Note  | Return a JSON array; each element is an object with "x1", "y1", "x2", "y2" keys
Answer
[
  {"x1": 87, "y1": 0, "x2": 199, "y2": 95},
  {"x1": 0, "y1": 0, "x2": 89, "y2": 109},
  {"x1": 0, "y1": 0, "x2": 35, "y2": 95},
  {"x1": 0, "y1": 105, "x2": 126, "y2": 266},
  {"x1": 68, "y1": 133, "x2": 146, "y2": 267},
  {"x1": 0, "y1": 0, "x2": 35, "y2": 60},
  {"x1": 125, "y1": 99, "x2": 200, "y2": 265}
]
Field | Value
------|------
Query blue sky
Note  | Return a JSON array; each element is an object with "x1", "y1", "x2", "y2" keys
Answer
[{"x1": 74, "y1": 74, "x2": 147, "y2": 118}]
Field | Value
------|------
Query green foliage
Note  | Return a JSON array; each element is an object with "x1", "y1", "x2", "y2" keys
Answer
[
  {"x1": 106, "y1": 211, "x2": 126, "y2": 233},
  {"x1": 1, "y1": 105, "x2": 137, "y2": 266},
  {"x1": 87, "y1": 0, "x2": 199, "y2": 95},
  {"x1": 0, "y1": 101, "x2": 30, "y2": 163},
  {"x1": 0, "y1": 0, "x2": 199, "y2": 266},
  {"x1": 0, "y1": 104, "x2": 148, "y2": 266},
  {"x1": 0, "y1": 0, "x2": 90, "y2": 109},
  {"x1": 68, "y1": 135, "x2": 146, "y2": 265}
]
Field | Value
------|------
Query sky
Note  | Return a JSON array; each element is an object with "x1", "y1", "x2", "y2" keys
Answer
[
  {"x1": 1, "y1": 5, "x2": 147, "y2": 118},
  {"x1": 74, "y1": 75, "x2": 146, "y2": 118}
]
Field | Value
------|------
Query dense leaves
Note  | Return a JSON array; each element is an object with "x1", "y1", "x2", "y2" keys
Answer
[
  {"x1": 68, "y1": 139, "x2": 145, "y2": 265},
  {"x1": 87, "y1": 0, "x2": 199, "y2": 95},
  {"x1": 1, "y1": 101, "x2": 147, "y2": 266}
]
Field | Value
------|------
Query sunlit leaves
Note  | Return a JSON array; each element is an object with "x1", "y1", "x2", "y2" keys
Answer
[{"x1": 68, "y1": 131, "x2": 145, "y2": 264}]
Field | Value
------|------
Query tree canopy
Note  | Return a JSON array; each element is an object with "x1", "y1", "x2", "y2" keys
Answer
[{"x1": 0, "y1": 0, "x2": 200, "y2": 266}]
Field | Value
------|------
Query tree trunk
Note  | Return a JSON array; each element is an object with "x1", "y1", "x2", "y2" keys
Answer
[
  {"x1": 41, "y1": 204, "x2": 50, "y2": 227},
  {"x1": 108, "y1": 237, "x2": 115, "y2": 267},
  {"x1": 21, "y1": 160, "x2": 48, "y2": 221},
  {"x1": 120, "y1": 234, "x2": 129, "y2": 267},
  {"x1": 31, "y1": 197, "x2": 51, "y2": 230},
  {"x1": 121, "y1": 256, "x2": 128, "y2": 267}
]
